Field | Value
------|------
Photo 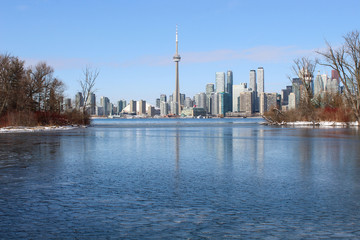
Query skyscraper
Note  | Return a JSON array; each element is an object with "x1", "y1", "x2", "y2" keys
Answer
[
  {"x1": 212, "y1": 92, "x2": 219, "y2": 115},
  {"x1": 184, "y1": 97, "x2": 193, "y2": 108},
  {"x1": 100, "y1": 96, "x2": 110, "y2": 116},
  {"x1": 138, "y1": 100, "x2": 146, "y2": 115},
  {"x1": 259, "y1": 92, "x2": 277, "y2": 114},
  {"x1": 86, "y1": 93, "x2": 96, "y2": 115},
  {"x1": 232, "y1": 85, "x2": 241, "y2": 112},
  {"x1": 206, "y1": 83, "x2": 214, "y2": 96},
  {"x1": 216, "y1": 72, "x2": 225, "y2": 93},
  {"x1": 206, "y1": 83, "x2": 214, "y2": 113},
  {"x1": 249, "y1": 70, "x2": 256, "y2": 92},
  {"x1": 257, "y1": 67, "x2": 264, "y2": 94},
  {"x1": 173, "y1": 25, "x2": 181, "y2": 115},
  {"x1": 160, "y1": 94, "x2": 167, "y2": 103},
  {"x1": 117, "y1": 100, "x2": 126, "y2": 114},
  {"x1": 75, "y1": 92, "x2": 84, "y2": 110},
  {"x1": 130, "y1": 100, "x2": 137, "y2": 114},
  {"x1": 180, "y1": 93, "x2": 185, "y2": 106},
  {"x1": 249, "y1": 70, "x2": 257, "y2": 112},
  {"x1": 198, "y1": 92, "x2": 207, "y2": 109},
  {"x1": 155, "y1": 98, "x2": 160, "y2": 108},
  {"x1": 314, "y1": 72, "x2": 324, "y2": 96},
  {"x1": 227, "y1": 70, "x2": 233, "y2": 111},
  {"x1": 256, "y1": 67, "x2": 264, "y2": 113},
  {"x1": 160, "y1": 101, "x2": 169, "y2": 116}
]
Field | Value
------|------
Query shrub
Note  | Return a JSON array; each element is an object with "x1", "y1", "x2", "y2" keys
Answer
[{"x1": 0, "y1": 110, "x2": 91, "y2": 127}]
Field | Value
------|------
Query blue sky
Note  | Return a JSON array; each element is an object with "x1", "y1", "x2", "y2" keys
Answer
[{"x1": 1, "y1": 0, "x2": 359, "y2": 105}]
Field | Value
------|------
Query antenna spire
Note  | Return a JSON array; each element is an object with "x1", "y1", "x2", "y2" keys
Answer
[{"x1": 176, "y1": 25, "x2": 178, "y2": 41}]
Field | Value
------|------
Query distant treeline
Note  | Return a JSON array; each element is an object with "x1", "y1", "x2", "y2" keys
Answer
[{"x1": 0, "y1": 53, "x2": 89, "y2": 127}]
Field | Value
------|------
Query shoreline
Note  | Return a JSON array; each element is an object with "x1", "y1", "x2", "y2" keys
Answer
[
  {"x1": 262, "y1": 121, "x2": 359, "y2": 127},
  {"x1": 0, "y1": 125, "x2": 84, "y2": 133},
  {"x1": 2, "y1": 119, "x2": 358, "y2": 133}
]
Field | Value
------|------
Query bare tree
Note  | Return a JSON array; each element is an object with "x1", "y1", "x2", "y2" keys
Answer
[
  {"x1": 80, "y1": 66, "x2": 99, "y2": 118},
  {"x1": 27, "y1": 62, "x2": 55, "y2": 111},
  {"x1": 317, "y1": 30, "x2": 360, "y2": 121},
  {"x1": 290, "y1": 57, "x2": 318, "y2": 120},
  {"x1": 0, "y1": 54, "x2": 26, "y2": 115},
  {"x1": 291, "y1": 57, "x2": 318, "y2": 103}
]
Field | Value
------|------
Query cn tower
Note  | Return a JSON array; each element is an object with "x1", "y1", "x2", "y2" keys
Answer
[{"x1": 173, "y1": 25, "x2": 181, "y2": 115}]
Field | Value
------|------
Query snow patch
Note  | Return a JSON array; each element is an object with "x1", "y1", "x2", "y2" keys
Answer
[
  {"x1": 0, "y1": 125, "x2": 79, "y2": 133},
  {"x1": 283, "y1": 121, "x2": 359, "y2": 127}
]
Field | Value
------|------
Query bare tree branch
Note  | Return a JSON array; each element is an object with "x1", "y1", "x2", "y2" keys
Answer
[
  {"x1": 317, "y1": 30, "x2": 360, "y2": 121},
  {"x1": 79, "y1": 66, "x2": 99, "y2": 120}
]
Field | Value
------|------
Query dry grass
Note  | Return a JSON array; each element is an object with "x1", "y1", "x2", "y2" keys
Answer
[
  {"x1": 0, "y1": 110, "x2": 90, "y2": 127},
  {"x1": 264, "y1": 107, "x2": 355, "y2": 124}
]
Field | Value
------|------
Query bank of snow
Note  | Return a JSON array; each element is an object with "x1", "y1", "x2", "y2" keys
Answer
[
  {"x1": 265, "y1": 121, "x2": 359, "y2": 127},
  {"x1": 0, "y1": 125, "x2": 82, "y2": 133}
]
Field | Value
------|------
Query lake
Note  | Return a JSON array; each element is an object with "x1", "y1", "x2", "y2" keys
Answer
[{"x1": 1, "y1": 118, "x2": 360, "y2": 239}]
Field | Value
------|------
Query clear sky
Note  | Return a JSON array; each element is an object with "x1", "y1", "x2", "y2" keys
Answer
[{"x1": 1, "y1": 0, "x2": 359, "y2": 105}]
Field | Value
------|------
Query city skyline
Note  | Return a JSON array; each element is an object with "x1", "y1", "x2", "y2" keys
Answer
[{"x1": 1, "y1": 0, "x2": 359, "y2": 104}]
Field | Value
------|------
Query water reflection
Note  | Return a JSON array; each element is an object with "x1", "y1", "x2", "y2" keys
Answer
[{"x1": 1, "y1": 121, "x2": 360, "y2": 239}]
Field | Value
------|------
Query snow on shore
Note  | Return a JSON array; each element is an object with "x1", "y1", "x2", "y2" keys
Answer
[
  {"x1": 273, "y1": 121, "x2": 359, "y2": 127},
  {"x1": 0, "y1": 125, "x2": 81, "y2": 133}
]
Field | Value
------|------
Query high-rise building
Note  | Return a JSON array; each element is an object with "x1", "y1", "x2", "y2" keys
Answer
[
  {"x1": 232, "y1": 83, "x2": 248, "y2": 112},
  {"x1": 155, "y1": 98, "x2": 160, "y2": 108},
  {"x1": 259, "y1": 92, "x2": 277, "y2": 114},
  {"x1": 100, "y1": 96, "x2": 110, "y2": 116},
  {"x1": 147, "y1": 106, "x2": 155, "y2": 117},
  {"x1": 281, "y1": 86, "x2": 292, "y2": 106},
  {"x1": 170, "y1": 101, "x2": 178, "y2": 115},
  {"x1": 326, "y1": 78, "x2": 339, "y2": 93},
  {"x1": 292, "y1": 78, "x2": 302, "y2": 108},
  {"x1": 75, "y1": 92, "x2": 84, "y2": 110},
  {"x1": 184, "y1": 97, "x2": 193, "y2": 108},
  {"x1": 206, "y1": 83, "x2": 215, "y2": 95},
  {"x1": 160, "y1": 94, "x2": 167, "y2": 103},
  {"x1": 218, "y1": 92, "x2": 231, "y2": 115},
  {"x1": 129, "y1": 100, "x2": 137, "y2": 114},
  {"x1": 180, "y1": 93, "x2": 185, "y2": 106},
  {"x1": 314, "y1": 72, "x2": 324, "y2": 96},
  {"x1": 239, "y1": 91, "x2": 254, "y2": 114},
  {"x1": 212, "y1": 92, "x2": 219, "y2": 115},
  {"x1": 117, "y1": 100, "x2": 126, "y2": 114},
  {"x1": 173, "y1": 25, "x2": 181, "y2": 115},
  {"x1": 257, "y1": 67, "x2": 264, "y2": 94},
  {"x1": 226, "y1": 70, "x2": 233, "y2": 111},
  {"x1": 95, "y1": 106, "x2": 103, "y2": 116},
  {"x1": 288, "y1": 92, "x2": 296, "y2": 110},
  {"x1": 160, "y1": 101, "x2": 169, "y2": 116},
  {"x1": 198, "y1": 92, "x2": 207, "y2": 109},
  {"x1": 256, "y1": 67, "x2": 264, "y2": 112},
  {"x1": 206, "y1": 83, "x2": 214, "y2": 113},
  {"x1": 216, "y1": 72, "x2": 225, "y2": 93},
  {"x1": 249, "y1": 70, "x2": 256, "y2": 92},
  {"x1": 138, "y1": 100, "x2": 146, "y2": 115},
  {"x1": 232, "y1": 85, "x2": 241, "y2": 112},
  {"x1": 86, "y1": 93, "x2": 96, "y2": 115},
  {"x1": 194, "y1": 93, "x2": 200, "y2": 107},
  {"x1": 109, "y1": 103, "x2": 114, "y2": 116}
]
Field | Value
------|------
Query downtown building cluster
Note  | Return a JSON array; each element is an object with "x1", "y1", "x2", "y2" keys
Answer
[
  {"x1": 60, "y1": 68, "x2": 342, "y2": 118},
  {"x1": 61, "y1": 26, "x2": 342, "y2": 118},
  {"x1": 62, "y1": 93, "x2": 159, "y2": 117},
  {"x1": 155, "y1": 67, "x2": 276, "y2": 117}
]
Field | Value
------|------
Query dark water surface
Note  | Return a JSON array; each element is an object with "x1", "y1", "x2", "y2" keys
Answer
[{"x1": 1, "y1": 118, "x2": 360, "y2": 239}]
